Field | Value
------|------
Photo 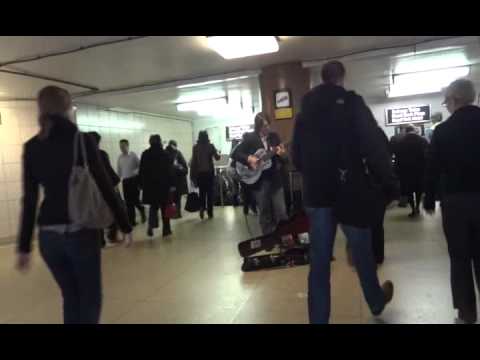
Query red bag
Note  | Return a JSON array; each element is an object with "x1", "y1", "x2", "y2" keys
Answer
[
  {"x1": 165, "y1": 203, "x2": 177, "y2": 219},
  {"x1": 164, "y1": 193, "x2": 177, "y2": 219}
]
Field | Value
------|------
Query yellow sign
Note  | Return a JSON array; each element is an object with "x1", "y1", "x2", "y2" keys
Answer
[{"x1": 275, "y1": 107, "x2": 293, "y2": 120}]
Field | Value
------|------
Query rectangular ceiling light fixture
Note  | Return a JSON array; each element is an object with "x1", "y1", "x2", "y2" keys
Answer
[
  {"x1": 176, "y1": 97, "x2": 228, "y2": 116},
  {"x1": 206, "y1": 36, "x2": 279, "y2": 60},
  {"x1": 387, "y1": 66, "x2": 470, "y2": 98},
  {"x1": 177, "y1": 75, "x2": 250, "y2": 89}
]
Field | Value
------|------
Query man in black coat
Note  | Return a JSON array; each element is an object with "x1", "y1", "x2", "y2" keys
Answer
[
  {"x1": 424, "y1": 79, "x2": 480, "y2": 324},
  {"x1": 165, "y1": 140, "x2": 188, "y2": 219},
  {"x1": 292, "y1": 60, "x2": 395, "y2": 324},
  {"x1": 89, "y1": 131, "x2": 122, "y2": 246},
  {"x1": 139, "y1": 135, "x2": 174, "y2": 238},
  {"x1": 392, "y1": 124, "x2": 428, "y2": 217},
  {"x1": 231, "y1": 113, "x2": 288, "y2": 235}
]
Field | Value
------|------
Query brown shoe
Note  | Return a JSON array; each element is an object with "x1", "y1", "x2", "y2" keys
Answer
[{"x1": 372, "y1": 280, "x2": 394, "y2": 316}]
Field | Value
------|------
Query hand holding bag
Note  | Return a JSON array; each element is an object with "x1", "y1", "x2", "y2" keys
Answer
[{"x1": 164, "y1": 191, "x2": 177, "y2": 219}]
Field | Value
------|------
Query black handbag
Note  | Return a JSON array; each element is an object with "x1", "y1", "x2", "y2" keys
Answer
[
  {"x1": 332, "y1": 93, "x2": 383, "y2": 228},
  {"x1": 184, "y1": 192, "x2": 201, "y2": 213}
]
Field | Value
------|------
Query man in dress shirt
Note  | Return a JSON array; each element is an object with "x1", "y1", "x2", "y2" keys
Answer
[{"x1": 117, "y1": 139, "x2": 146, "y2": 226}]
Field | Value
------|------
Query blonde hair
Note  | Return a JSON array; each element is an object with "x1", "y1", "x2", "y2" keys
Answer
[{"x1": 37, "y1": 86, "x2": 73, "y2": 139}]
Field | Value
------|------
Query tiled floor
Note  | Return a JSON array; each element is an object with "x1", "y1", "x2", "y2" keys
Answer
[{"x1": 0, "y1": 205, "x2": 474, "y2": 324}]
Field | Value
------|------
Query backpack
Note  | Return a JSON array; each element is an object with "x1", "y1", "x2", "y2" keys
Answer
[
  {"x1": 332, "y1": 92, "x2": 384, "y2": 228},
  {"x1": 68, "y1": 131, "x2": 114, "y2": 229}
]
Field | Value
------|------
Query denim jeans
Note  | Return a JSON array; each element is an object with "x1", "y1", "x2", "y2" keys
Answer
[
  {"x1": 253, "y1": 180, "x2": 288, "y2": 235},
  {"x1": 39, "y1": 229, "x2": 102, "y2": 324},
  {"x1": 306, "y1": 207, "x2": 385, "y2": 324}
]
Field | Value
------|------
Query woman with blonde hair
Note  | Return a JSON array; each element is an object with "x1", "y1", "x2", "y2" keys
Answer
[{"x1": 16, "y1": 85, "x2": 132, "y2": 324}]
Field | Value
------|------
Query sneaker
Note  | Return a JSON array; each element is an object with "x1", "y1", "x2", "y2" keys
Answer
[
  {"x1": 372, "y1": 281, "x2": 394, "y2": 316},
  {"x1": 147, "y1": 228, "x2": 154, "y2": 237},
  {"x1": 163, "y1": 229, "x2": 172, "y2": 237}
]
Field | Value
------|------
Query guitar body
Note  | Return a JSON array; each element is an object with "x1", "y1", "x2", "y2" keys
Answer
[{"x1": 236, "y1": 148, "x2": 273, "y2": 185}]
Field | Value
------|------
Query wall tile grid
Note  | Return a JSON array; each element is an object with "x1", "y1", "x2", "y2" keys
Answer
[{"x1": 0, "y1": 102, "x2": 193, "y2": 240}]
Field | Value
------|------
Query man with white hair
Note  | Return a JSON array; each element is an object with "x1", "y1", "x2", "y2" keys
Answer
[{"x1": 425, "y1": 78, "x2": 480, "y2": 324}]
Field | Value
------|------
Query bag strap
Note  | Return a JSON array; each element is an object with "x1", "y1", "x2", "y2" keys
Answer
[
  {"x1": 72, "y1": 131, "x2": 89, "y2": 170},
  {"x1": 337, "y1": 92, "x2": 370, "y2": 180},
  {"x1": 337, "y1": 92, "x2": 355, "y2": 179}
]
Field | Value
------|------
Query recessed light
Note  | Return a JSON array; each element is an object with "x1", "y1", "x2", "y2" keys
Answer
[{"x1": 206, "y1": 36, "x2": 279, "y2": 60}]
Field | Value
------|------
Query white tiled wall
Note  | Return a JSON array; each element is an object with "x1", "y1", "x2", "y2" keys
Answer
[
  {"x1": 76, "y1": 105, "x2": 194, "y2": 171},
  {"x1": 0, "y1": 101, "x2": 194, "y2": 240}
]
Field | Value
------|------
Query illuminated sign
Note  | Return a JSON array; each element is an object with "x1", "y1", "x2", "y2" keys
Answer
[
  {"x1": 226, "y1": 124, "x2": 254, "y2": 141},
  {"x1": 386, "y1": 105, "x2": 431, "y2": 126}
]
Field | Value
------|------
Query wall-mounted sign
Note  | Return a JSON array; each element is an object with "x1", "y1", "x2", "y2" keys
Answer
[
  {"x1": 274, "y1": 89, "x2": 293, "y2": 120},
  {"x1": 385, "y1": 105, "x2": 431, "y2": 126},
  {"x1": 226, "y1": 124, "x2": 254, "y2": 141}
]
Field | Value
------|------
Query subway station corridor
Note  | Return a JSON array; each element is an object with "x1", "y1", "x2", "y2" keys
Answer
[{"x1": 0, "y1": 205, "x2": 457, "y2": 324}]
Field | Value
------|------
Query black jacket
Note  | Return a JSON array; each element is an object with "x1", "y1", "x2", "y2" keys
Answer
[
  {"x1": 99, "y1": 149, "x2": 120, "y2": 187},
  {"x1": 165, "y1": 145, "x2": 188, "y2": 195},
  {"x1": 18, "y1": 117, "x2": 131, "y2": 253},
  {"x1": 392, "y1": 132, "x2": 428, "y2": 193},
  {"x1": 139, "y1": 145, "x2": 173, "y2": 205},
  {"x1": 190, "y1": 142, "x2": 220, "y2": 184},
  {"x1": 425, "y1": 105, "x2": 480, "y2": 210},
  {"x1": 292, "y1": 83, "x2": 394, "y2": 207},
  {"x1": 230, "y1": 131, "x2": 286, "y2": 188}
]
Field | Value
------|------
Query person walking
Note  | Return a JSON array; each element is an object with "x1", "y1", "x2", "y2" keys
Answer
[
  {"x1": 231, "y1": 113, "x2": 288, "y2": 235},
  {"x1": 89, "y1": 132, "x2": 122, "y2": 246},
  {"x1": 190, "y1": 131, "x2": 221, "y2": 219},
  {"x1": 424, "y1": 79, "x2": 480, "y2": 324},
  {"x1": 230, "y1": 135, "x2": 257, "y2": 215},
  {"x1": 165, "y1": 140, "x2": 188, "y2": 219},
  {"x1": 16, "y1": 86, "x2": 132, "y2": 324},
  {"x1": 292, "y1": 60, "x2": 395, "y2": 324},
  {"x1": 392, "y1": 124, "x2": 429, "y2": 218},
  {"x1": 139, "y1": 135, "x2": 174, "y2": 238},
  {"x1": 117, "y1": 139, "x2": 146, "y2": 226}
]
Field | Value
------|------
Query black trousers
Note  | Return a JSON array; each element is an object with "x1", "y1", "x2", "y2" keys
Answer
[
  {"x1": 371, "y1": 204, "x2": 387, "y2": 264},
  {"x1": 39, "y1": 229, "x2": 102, "y2": 324},
  {"x1": 241, "y1": 182, "x2": 257, "y2": 214},
  {"x1": 173, "y1": 190, "x2": 182, "y2": 217},
  {"x1": 148, "y1": 203, "x2": 171, "y2": 234},
  {"x1": 442, "y1": 193, "x2": 480, "y2": 320},
  {"x1": 408, "y1": 190, "x2": 423, "y2": 213},
  {"x1": 122, "y1": 176, "x2": 145, "y2": 225},
  {"x1": 197, "y1": 172, "x2": 214, "y2": 216}
]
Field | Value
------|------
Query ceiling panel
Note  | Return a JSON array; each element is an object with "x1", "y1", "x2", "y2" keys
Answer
[
  {"x1": 0, "y1": 36, "x2": 130, "y2": 63},
  {"x1": 77, "y1": 75, "x2": 262, "y2": 121},
  {"x1": 0, "y1": 35, "x2": 463, "y2": 114},
  {"x1": 9, "y1": 36, "x2": 446, "y2": 91}
]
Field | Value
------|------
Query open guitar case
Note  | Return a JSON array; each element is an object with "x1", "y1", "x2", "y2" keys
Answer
[{"x1": 238, "y1": 210, "x2": 312, "y2": 272}]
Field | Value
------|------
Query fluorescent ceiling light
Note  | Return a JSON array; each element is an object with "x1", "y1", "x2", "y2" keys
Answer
[
  {"x1": 177, "y1": 75, "x2": 250, "y2": 89},
  {"x1": 394, "y1": 50, "x2": 468, "y2": 74},
  {"x1": 176, "y1": 97, "x2": 228, "y2": 116},
  {"x1": 387, "y1": 66, "x2": 470, "y2": 98},
  {"x1": 206, "y1": 36, "x2": 279, "y2": 60}
]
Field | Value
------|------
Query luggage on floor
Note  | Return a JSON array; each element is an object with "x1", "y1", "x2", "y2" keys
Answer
[{"x1": 238, "y1": 210, "x2": 311, "y2": 272}]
